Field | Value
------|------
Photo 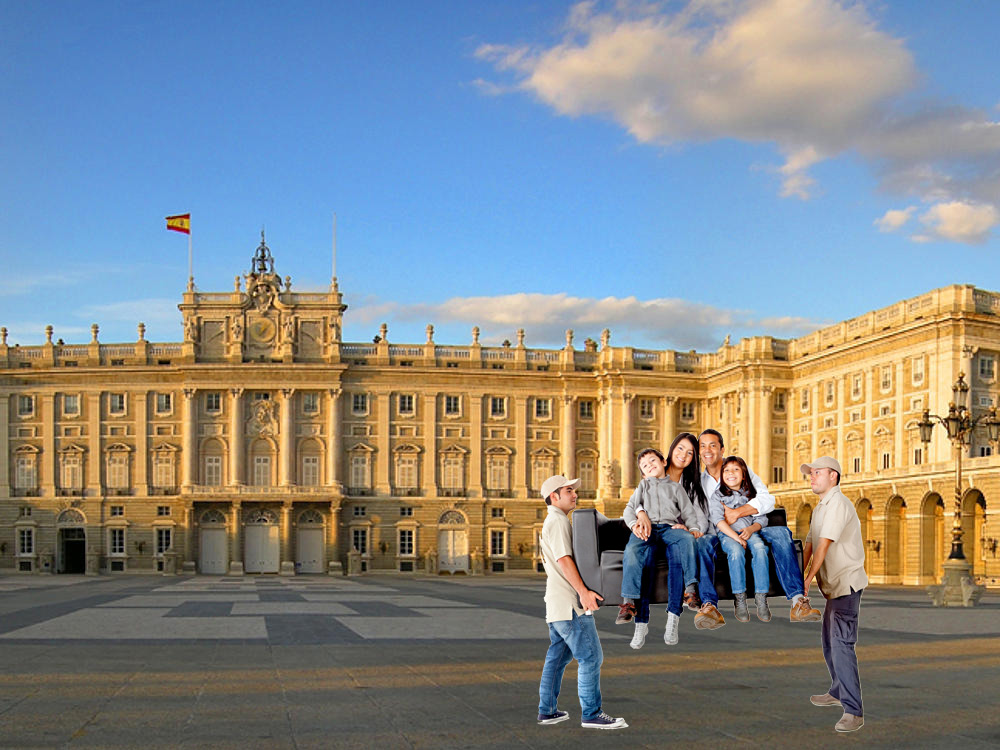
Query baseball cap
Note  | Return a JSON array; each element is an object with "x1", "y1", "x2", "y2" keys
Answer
[
  {"x1": 800, "y1": 456, "x2": 842, "y2": 477},
  {"x1": 540, "y1": 475, "x2": 580, "y2": 500}
]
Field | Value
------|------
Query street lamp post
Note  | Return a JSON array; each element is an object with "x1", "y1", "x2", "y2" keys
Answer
[{"x1": 918, "y1": 373, "x2": 1000, "y2": 607}]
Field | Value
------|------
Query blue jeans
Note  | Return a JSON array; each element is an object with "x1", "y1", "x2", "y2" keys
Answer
[
  {"x1": 719, "y1": 532, "x2": 770, "y2": 594},
  {"x1": 622, "y1": 526, "x2": 697, "y2": 600},
  {"x1": 760, "y1": 525, "x2": 805, "y2": 600},
  {"x1": 538, "y1": 612, "x2": 604, "y2": 721},
  {"x1": 695, "y1": 534, "x2": 720, "y2": 606},
  {"x1": 635, "y1": 545, "x2": 684, "y2": 621}
]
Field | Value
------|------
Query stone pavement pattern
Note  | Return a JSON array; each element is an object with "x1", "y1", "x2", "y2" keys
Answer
[{"x1": 0, "y1": 574, "x2": 998, "y2": 749}]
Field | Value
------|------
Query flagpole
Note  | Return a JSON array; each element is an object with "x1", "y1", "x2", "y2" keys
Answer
[
  {"x1": 187, "y1": 227, "x2": 193, "y2": 291},
  {"x1": 331, "y1": 212, "x2": 337, "y2": 284}
]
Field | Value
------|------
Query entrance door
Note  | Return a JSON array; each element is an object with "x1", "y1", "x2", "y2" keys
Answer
[
  {"x1": 199, "y1": 528, "x2": 228, "y2": 574},
  {"x1": 60, "y1": 528, "x2": 86, "y2": 574},
  {"x1": 438, "y1": 528, "x2": 469, "y2": 573},
  {"x1": 245, "y1": 524, "x2": 280, "y2": 573},
  {"x1": 296, "y1": 527, "x2": 324, "y2": 573}
]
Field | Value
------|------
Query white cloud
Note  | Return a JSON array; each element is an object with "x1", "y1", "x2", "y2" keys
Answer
[
  {"x1": 347, "y1": 291, "x2": 823, "y2": 350},
  {"x1": 477, "y1": 0, "x2": 1000, "y2": 241},
  {"x1": 875, "y1": 206, "x2": 916, "y2": 233},
  {"x1": 912, "y1": 201, "x2": 1000, "y2": 244},
  {"x1": 78, "y1": 299, "x2": 179, "y2": 327}
]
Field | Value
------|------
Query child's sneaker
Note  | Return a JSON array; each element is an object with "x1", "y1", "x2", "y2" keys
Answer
[
  {"x1": 682, "y1": 588, "x2": 701, "y2": 612},
  {"x1": 754, "y1": 593, "x2": 771, "y2": 622},
  {"x1": 630, "y1": 622, "x2": 648, "y2": 650},
  {"x1": 663, "y1": 611, "x2": 680, "y2": 645},
  {"x1": 581, "y1": 712, "x2": 628, "y2": 729},
  {"x1": 537, "y1": 710, "x2": 569, "y2": 725},
  {"x1": 615, "y1": 601, "x2": 636, "y2": 624}
]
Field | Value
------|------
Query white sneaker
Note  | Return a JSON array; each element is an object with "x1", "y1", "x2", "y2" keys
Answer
[
  {"x1": 630, "y1": 622, "x2": 648, "y2": 650},
  {"x1": 664, "y1": 612, "x2": 680, "y2": 645}
]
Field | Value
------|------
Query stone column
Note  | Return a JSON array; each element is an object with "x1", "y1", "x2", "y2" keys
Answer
[
  {"x1": 620, "y1": 392, "x2": 634, "y2": 489},
  {"x1": 229, "y1": 388, "x2": 244, "y2": 485},
  {"x1": 182, "y1": 504, "x2": 195, "y2": 572},
  {"x1": 469, "y1": 394, "x2": 483, "y2": 496},
  {"x1": 810, "y1": 383, "x2": 820, "y2": 461},
  {"x1": 376, "y1": 392, "x2": 391, "y2": 493},
  {"x1": 661, "y1": 395, "x2": 677, "y2": 449},
  {"x1": 327, "y1": 500, "x2": 343, "y2": 574},
  {"x1": 0, "y1": 395, "x2": 8, "y2": 498},
  {"x1": 423, "y1": 393, "x2": 437, "y2": 496},
  {"x1": 182, "y1": 388, "x2": 197, "y2": 490},
  {"x1": 597, "y1": 391, "x2": 611, "y2": 497},
  {"x1": 864, "y1": 369, "x2": 874, "y2": 473},
  {"x1": 135, "y1": 390, "x2": 149, "y2": 495},
  {"x1": 228, "y1": 501, "x2": 243, "y2": 575},
  {"x1": 280, "y1": 500, "x2": 295, "y2": 575},
  {"x1": 894, "y1": 360, "x2": 905, "y2": 469},
  {"x1": 88, "y1": 391, "x2": 101, "y2": 493},
  {"x1": 514, "y1": 396, "x2": 528, "y2": 495},
  {"x1": 757, "y1": 386, "x2": 773, "y2": 484},
  {"x1": 560, "y1": 395, "x2": 576, "y2": 477},
  {"x1": 327, "y1": 388, "x2": 342, "y2": 488},
  {"x1": 41, "y1": 394, "x2": 56, "y2": 494},
  {"x1": 836, "y1": 376, "x2": 846, "y2": 464},
  {"x1": 280, "y1": 388, "x2": 295, "y2": 486}
]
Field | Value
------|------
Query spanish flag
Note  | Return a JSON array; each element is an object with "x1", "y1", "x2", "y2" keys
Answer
[{"x1": 165, "y1": 213, "x2": 191, "y2": 234}]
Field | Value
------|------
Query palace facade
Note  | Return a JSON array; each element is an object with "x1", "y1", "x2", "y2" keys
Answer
[{"x1": 2, "y1": 236, "x2": 998, "y2": 586}]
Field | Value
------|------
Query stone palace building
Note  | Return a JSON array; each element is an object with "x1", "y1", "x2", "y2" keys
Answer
[{"x1": 2, "y1": 235, "x2": 998, "y2": 586}]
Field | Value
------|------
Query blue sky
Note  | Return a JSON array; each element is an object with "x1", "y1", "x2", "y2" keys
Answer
[{"x1": 2, "y1": 1, "x2": 999, "y2": 352}]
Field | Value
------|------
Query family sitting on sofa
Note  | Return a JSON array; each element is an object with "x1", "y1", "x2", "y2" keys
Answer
[{"x1": 613, "y1": 430, "x2": 822, "y2": 648}]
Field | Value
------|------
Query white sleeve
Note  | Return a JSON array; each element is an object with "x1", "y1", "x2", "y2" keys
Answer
[{"x1": 746, "y1": 468, "x2": 775, "y2": 514}]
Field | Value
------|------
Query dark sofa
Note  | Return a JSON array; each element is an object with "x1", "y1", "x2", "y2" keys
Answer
[{"x1": 571, "y1": 507, "x2": 804, "y2": 607}]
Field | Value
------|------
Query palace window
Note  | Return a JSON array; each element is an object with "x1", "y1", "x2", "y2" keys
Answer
[
  {"x1": 110, "y1": 393, "x2": 126, "y2": 414},
  {"x1": 398, "y1": 394, "x2": 414, "y2": 415},
  {"x1": 912, "y1": 357, "x2": 925, "y2": 385},
  {"x1": 444, "y1": 395, "x2": 461, "y2": 416},
  {"x1": 352, "y1": 393, "x2": 368, "y2": 415},
  {"x1": 395, "y1": 452, "x2": 418, "y2": 489},
  {"x1": 15, "y1": 453, "x2": 37, "y2": 491},
  {"x1": 60, "y1": 451, "x2": 83, "y2": 490},
  {"x1": 852, "y1": 457, "x2": 861, "y2": 473},
  {"x1": 680, "y1": 402, "x2": 695, "y2": 421},
  {"x1": 302, "y1": 392, "x2": 319, "y2": 414},
  {"x1": 63, "y1": 394, "x2": 80, "y2": 416},
  {"x1": 399, "y1": 506, "x2": 413, "y2": 517},
  {"x1": 205, "y1": 455, "x2": 222, "y2": 486},
  {"x1": 880, "y1": 365, "x2": 892, "y2": 392},
  {"x1": 441, "y1": 453, "x2": 463, "y2": 490},
  {"x1": 531, "y1": 454, "x2": 555, "y2": 492},
  {"x1": 353, "y1": 505, "x2": 367, "y2": 517},
  {"x1": 979, "y1": 355, "x2": 995, "y2": 381},
  {"x1": 881, "y1": 452, "x2": 891, "y2": 470},
  {"x1": 110, "y1": 505, "x2": 124, "y2": 517},
  {"x1": 800, "y1": 389, "x2": 810, "y2": 411},
  {"x1": 398, "y1": 528, "x2": 414, "y2": 557},
  {"x1": 852, "y1": 374, "x2": 863, "y2": 400},
  {"x1": 302, "y1": 455, "x2": 320, "y2": 486},
  {"x1": 825, "y1": 381, "x2": 835, "y2": 406},
  {"x1": 490, "y1": 397, "x2": 506, "y2": 418},
  {"x1": 253, "y1": 456, "x2": 271, "y2": 486},
  {"x1": 578, "y1": 400, "x2": 594, "y2": 420},
  {"x1": 18, "y1": 527, "x2": 34, "y2": 556},
  {"x1": 491, "y1": 507, "x2": 504, "y2": 518},
  {"x1": 18, "y1": 395, "x2": 34, "y2": 417},
  {"x1": 486, "y1": 451, "x2": 510, "y2": 491},
  {"x1": 205, "y1": 392, "x2": 221, "y2": 412},
  {"x1": 154, "y1": 450, "x2": 175, "y2": 489},
  {"x1": 157, "y1": 505, "x2": 171, "y2": 517},
  {"x1": 535, "y1": 398, "x2": 551, "y2": 419},
  {"x1": 773, "y1": 466, "x2": 785, "y2": 483},
  {"x1": 352, "y1": 527, "x2": 368, "y2": 554},
  {"x1": 913, "y1": 447, "x2": 923, "y2": 465},
  {"x1": 109, "y1": 528, "x2": 125, "y2": 556},
  {"x1": 156, "y1": 528, "x2": 172, "y2": 555},
  {"x1": 490, "y1": 529, "x2": 506, "y2": 557},
  {"x1": 254, "y1": 391, "x2": 270, "y2": 401},
  {"x1": 107, "y1": 450, "x2": 129, "y2": 489},
  {"x1": 639, "y1": 398, "x2": 654, "y2": 419},
  {"x1": 350, "y1": 451, "x2": 371, "y2": 490},
  {"x1": 578, "y1": 458, "x2": 596, "y2": 493},
  {"x1": 773, "y1": 391, "x2": 786, "y2": 412}
]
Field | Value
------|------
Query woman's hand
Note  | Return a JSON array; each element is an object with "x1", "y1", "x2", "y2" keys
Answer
[{"x1": 690, "y1": 529, "x2": 703, "y2": 539}]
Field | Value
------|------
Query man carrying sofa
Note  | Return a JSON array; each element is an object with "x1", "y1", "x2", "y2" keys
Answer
[{"x1": 696, "y1": 429, "x2": 821, "y2": 627}]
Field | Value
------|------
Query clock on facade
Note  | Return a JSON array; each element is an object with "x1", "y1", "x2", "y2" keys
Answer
[{"x1": 249, "y1": 318, "x2": 276, "y2": 342}]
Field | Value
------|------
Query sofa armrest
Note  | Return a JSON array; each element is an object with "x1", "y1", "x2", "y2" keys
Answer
[{"x1": 571, "y1": 508, "x2": 603, "y2": 594}]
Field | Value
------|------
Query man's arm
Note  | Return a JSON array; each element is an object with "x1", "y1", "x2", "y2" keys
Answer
[
  {"x1": 556, "y1": 554, "x2": 603, "y2": 611},
  {"x1": 803, "y1": 537, "x2": 832, "y2": 597}
]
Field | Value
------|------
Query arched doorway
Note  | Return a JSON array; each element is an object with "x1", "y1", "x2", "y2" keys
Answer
[
  {"x1": 437, "y1": 510, "x2": 469, "y2": 574},
  {"x1": 244, "y1": 508, "x2": 280, "y2": 573},
  {"x1": 198, "y1": 508, "x2": 229, "y2": 574},
  {"x1": 920, "y1": 493, "x2": 944, "y2": 583},
  {"x1": 856, "y1": 499, "x2": 873, "y2": 577},
  {"x1": 962, "y1": 490, "x2": 987, "y2": 578},
  {"x1": 57, "y1": 509, "x2": 86, "y2": 574},
  {"x1": 885, "y1": 496, "x2": 906, "y2": 584},
  {"x1": 295, "y1": 509, "x2": 325, "y2": 574},
  {"x1": 795, "y1": 503, "x2": 812, "y2": 540}
]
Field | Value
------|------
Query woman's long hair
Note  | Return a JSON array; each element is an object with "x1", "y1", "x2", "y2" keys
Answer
[
  {"x1": 666, "y1": 432, "x2": 708, "y2": 516},
  {"x1": 718, "y1": 455, "x2": 757, "y2": 499}
]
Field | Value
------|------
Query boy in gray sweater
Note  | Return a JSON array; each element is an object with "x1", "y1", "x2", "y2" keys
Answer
[{"x1": 617, "y1": 449, "x2": 702, "y2": 637}]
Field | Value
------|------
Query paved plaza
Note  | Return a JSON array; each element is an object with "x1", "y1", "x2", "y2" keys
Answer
[{"x1": 0, "y1": 574, "x2": 998, "y2": 749}]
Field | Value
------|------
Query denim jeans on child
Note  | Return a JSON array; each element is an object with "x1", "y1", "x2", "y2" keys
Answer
[
  {"x1": 538, "y1": 611, "x2": 604, "y2": 721},
  {"x1": 695, "y1": 534, "x2": 720, "y2": 606},
  {"x1": 759, "y1": 525, "x2": 805, "y2": 600},
  {"x1": 718, "y1": 532, "x2": 770, "y2": 594},
  {"x1": 622, "y1": 525, "x2": 696, "y2": 600},
  {"x1": 635, "y1": 544, "x2": 684, "y2": 622}
]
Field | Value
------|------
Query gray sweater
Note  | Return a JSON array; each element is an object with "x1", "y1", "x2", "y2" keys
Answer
[
  {"x1": 623, "y1": 476, "x2": 699, "y2": 530},
  {"x1": 708, "y1": 487, "x2": 769, "y2": 534}
]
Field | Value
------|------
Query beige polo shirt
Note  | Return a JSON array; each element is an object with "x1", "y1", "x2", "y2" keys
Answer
[
  {"x1": 806, "y1": 486, "x2": 869, "y2": 599},
  {"x1": 540, "y1": 505, "x2": 585, "y2": 623}
]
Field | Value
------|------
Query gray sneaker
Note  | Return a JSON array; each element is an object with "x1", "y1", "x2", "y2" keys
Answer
[{"x1": 754, "y1": 593, "x2": 771, "y2": 622}]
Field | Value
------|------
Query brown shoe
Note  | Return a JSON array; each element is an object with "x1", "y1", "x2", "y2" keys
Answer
[
  {"x1": 615, "y1": 601, "x2": 636, "y2": 625},
  {"x1": 682, "y1": 590, "x2": 701, "y2": 612},
  {"x1": 693, "y1": 602, "x2": 726, "y2": 630},
  {"x1": 835, "y1": 713, "x2": 864, "y2": 732},
  {"x1": 790, "y1": 597, "x2": 822, "y2": 622},
  {"x1": 810, "y1": 693, "x2": 842, "y2": 707}
]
